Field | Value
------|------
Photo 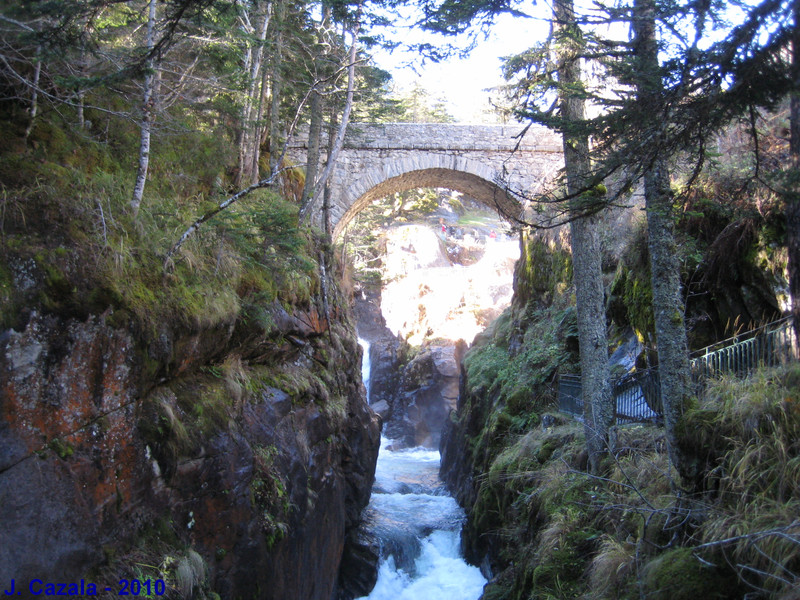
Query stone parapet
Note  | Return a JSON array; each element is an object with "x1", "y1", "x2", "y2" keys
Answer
[
  {"x1": 340, "y1": 123, "x2": 562, "y2": 152},
  {"x1": 290, "y1": 123, "x2": 562, "y2": 153}
]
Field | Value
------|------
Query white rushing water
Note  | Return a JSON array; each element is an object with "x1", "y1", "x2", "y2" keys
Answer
[
  {"x1": 356, "y1": 338, "x2": 487, "y2": 600},
  {"x1": 358, "y1": 338, "x2": 371, "y2": 401}
]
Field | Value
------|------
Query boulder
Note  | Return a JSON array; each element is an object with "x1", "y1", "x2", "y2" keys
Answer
[{"x1": 384, "y1": 344, "x2": 465, "y2": 449}]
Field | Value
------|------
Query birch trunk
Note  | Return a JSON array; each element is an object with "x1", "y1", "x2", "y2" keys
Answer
[
  {"x1": 250, "y1": 61, "x2": 270, "y2": 184},
  {"x1": 77, "y1": 44, "x2": 88, "y2": 129},
  {"x1": 235, "y1": 13, "x2": 255, "y2": 187},
  {"x1": 237, "y1": 3, "x2": 272, "y2": 186},
  {"x1": 554, "y1": 0, "x2": 613, "y2": 475},
  {"x1": 302, "y1": 6, "x2": 361, "y2": 223},
  {"x1": 130, "y1": 0, "x2": 158, "y2": 216},
  {"x1": 268, "y1": 0, "x2": 286, "y2": 176},
  {"x1": 23, "y1": 45, "x2": 42, "y2": 145}
]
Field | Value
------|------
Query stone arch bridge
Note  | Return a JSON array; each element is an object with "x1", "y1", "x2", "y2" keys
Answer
[{"x1": 287, "y1": 123, "x2": 564, "y2": 238}]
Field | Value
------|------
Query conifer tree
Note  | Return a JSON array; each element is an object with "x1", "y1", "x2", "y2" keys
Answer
[
  {"x1": 786, "y1": 0, "x2": 800, "y2": 342},
  {"x1": 629, "y1": 0, "x2": 694, "y2": 486},
  {"x1": 553, "y1": 0, "x2": 613, "y2": 475}
]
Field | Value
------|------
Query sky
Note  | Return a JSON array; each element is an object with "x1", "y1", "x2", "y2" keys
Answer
[
  {"x1": 367, "y1": 0, "x2": 754, "y2": 124},
  {"x1": 369, "y1": 1, "x2": 553, "y2": 123}
]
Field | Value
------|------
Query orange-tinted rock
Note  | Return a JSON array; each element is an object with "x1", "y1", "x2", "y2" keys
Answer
[{"x1": 0, "y1": 305, "x2": 380, "y2": 600}]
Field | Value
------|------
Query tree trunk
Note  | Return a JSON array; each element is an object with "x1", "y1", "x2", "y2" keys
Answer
[
  {"x1": 302, "y1": 88, "x2": 324, "y2": 206},
  {"x1": 632, "y1": 0, "x2": 695, "y2": 487},
  {"x1": 77, "y1": 41, "x2": 89, "y2": 129},
  {"x1": 130, "y1": 0, "x2": 158, "y2": 216},
  {"x1": 238, "y1": 3, "x2": 271, "y2": 187},
  {"x1": 250, "y1": 60, "x2": 270, "y2": 184},
  {"x1": 301, "y1": 9, "x2": 331, "y2": 208},
  {"x1": 322, "y1": 112, "x2": 335, "y2": 237},
  {"x1": 302, "y1": 5, "x2": 361, "y2": 223},
  {"x1": 554, "y1": 0, "x2": 613, "y2": 475},
  {"x1": 23, "y1": 45, "x2": 42, "y2": 145},
  {"x1": 788, "y1": 0, "x2": 800, "y2": 349},
  {"x1": 268, "y1": 0, "x2": 286, "y2": 176}
]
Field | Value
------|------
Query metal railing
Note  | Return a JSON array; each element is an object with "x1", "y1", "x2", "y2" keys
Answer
[
  {"x1": 612, "y1": 369, "x2": 662, "y2": 424},
  {"x1": 558, "y1": 374, "x2": 583, "y2": 418},
  {"x1": 690, "y1": 316, "x2": 797, "y2": 384},
  {"x1": 558, "y1": 316, "x2": 797, "y2": 424},
  {"x1": 558, "y1": 370, "x2": 662, "y2": 424}
]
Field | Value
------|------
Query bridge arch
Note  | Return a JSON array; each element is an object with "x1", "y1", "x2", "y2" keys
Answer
[
  {"x1": 287, "y1": 123, "x2": 564, "y2": 237},
  {"x1": 333, "y1": 154, "x2": 522, "y2": 239}
]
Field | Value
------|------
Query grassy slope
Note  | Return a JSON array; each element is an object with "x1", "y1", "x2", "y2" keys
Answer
[
  {"x1": 448, "y1": 231, "x2": 799, "y2": 600},
  {"x1": 0, "y1": 102, "x2": 318, "y2": 345}
]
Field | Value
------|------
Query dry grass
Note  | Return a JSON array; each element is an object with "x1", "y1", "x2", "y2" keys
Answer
[
  {"x1": 222, "y1": 354, "x2": 249, "y2": 411},
  {"x1": 693, "y1": 366, "x2": 800, "y2": 596},
  {"x1": 537, "y1": 510, "x2": 572, "y2": 557},
  {"x1": 175, "y1": 550, "x2": 208, "y2": 600},
  {"x1": 586, "y1": 535, "x2": 637, "y2": 599}
]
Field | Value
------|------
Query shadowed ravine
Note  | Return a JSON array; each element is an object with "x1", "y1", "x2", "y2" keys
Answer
[{"x1": 352, "y1": 339, "x2": 487, "y2": 600}]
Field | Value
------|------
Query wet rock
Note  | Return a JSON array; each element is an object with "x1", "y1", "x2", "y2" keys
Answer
[
  {"x1": 0, "y1": 301, "x2": 380, "y2": 600},
  {"x1": 353, "y1": 286, "x2": 405, "y2": 428},
  {"x1": 356, "y1": 283, "x2": 466, "y2": 450},
  {"x1": 369, "y1": 399, "x2": 390, "y2": 419},
  {"x1": 385, "y1": 344, "x2": 463, "y2": 449},
  {"x1": 367, "y1": 337, "x2": 404, "y2": 416},
  {"x1": 336, "y1": 528, "x2": 381, "y2": 600}
]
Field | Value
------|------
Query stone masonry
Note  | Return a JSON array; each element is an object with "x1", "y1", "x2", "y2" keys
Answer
[{"x1": 287, "y1": 123, "x2": 564, "y2": 237}]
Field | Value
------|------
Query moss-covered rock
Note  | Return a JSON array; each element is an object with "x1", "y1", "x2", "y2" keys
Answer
[{"x1": 641, "y1": 547, "x2": 741, "y2": 600}]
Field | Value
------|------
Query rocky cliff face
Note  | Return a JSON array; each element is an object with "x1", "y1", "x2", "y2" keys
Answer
[
  {"x1": 354, "y1": 288, "x2": 466, "y2": 450},
  {"x1": 0, "y1": 261, "x2": 380, "y2": 599}
]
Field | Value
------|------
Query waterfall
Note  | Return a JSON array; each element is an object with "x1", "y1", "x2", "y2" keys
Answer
[
  {"x1": 355, "y1": 338, "x2": 487, "y2": 599},
  {"x1": 358, "y1": 337, "x2": 371, "y2": 402}
]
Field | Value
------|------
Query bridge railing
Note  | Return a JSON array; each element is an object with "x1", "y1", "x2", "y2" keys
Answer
[
  {"x1": 558, "y1": 316, "x2": 797, "y2": 423},
  {"x1": 557, "y1": 370, "x2": 662, "y2": 424},
  {"x1": 558, "y1": 375, "x2": 583, "y2": 418},
  {"x1": 613, "y1": 369, "x2": 662, "y2": 424},
  {"x1": 689, "y1": 316, "x2": 797, "y2": 392}
]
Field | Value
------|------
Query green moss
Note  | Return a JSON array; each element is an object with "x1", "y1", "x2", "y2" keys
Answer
[
  {"x1": 0, "y1": 105, "x2": 321, "y2": 360},
  {"x1": 138, "y1": 392, "x2": 192, "y2": 474},
  {"x1": 610, "y1": 265, "x2": 654, "y2": 344},
  {"x1": 516, "y1": 233, "x2": 573, "y2": 306},
  {"x1": 171, "y1": 377, "x2": 233, "y2": 441},
  {"x1": 529, "y1": 527, "x2": 601, "y2": 599},
  {"x1": 463, "y1": 342, "x2": 509, "y2": 396},
  {"x1": 536, "y1": 438, "x2": 558, "y2": 464},
  {"x1": 250, "y1": 445, "x2": 290, "y2": 549},
  {"x1": 48, "y1": 437, "x2": 74, "y2": 460},
  {"x1": 480, "y1": 581, "x2": 512, "y2": 600},
  {"x1": 642, "y1": 548, "x2": 739, "y2": 600},
  {"x1": 0, "y1": 262, "x2": 14, "y2": 327}
]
